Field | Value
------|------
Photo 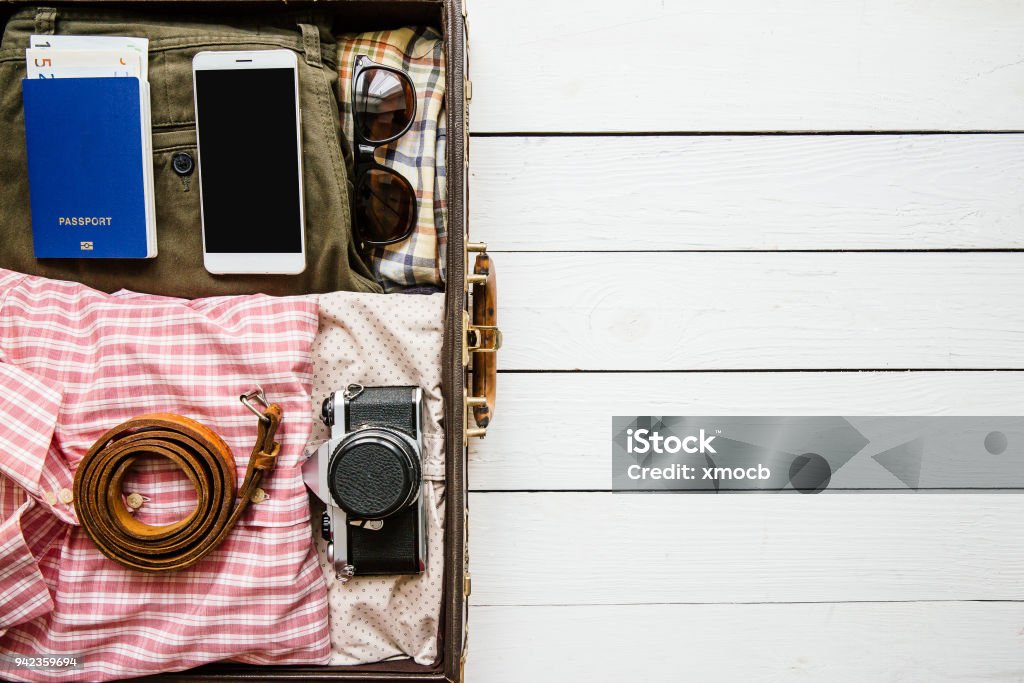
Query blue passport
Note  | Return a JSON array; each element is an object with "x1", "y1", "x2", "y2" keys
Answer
[{"x1": 22, "y1": 77, "x2": 156, "y2": 258}]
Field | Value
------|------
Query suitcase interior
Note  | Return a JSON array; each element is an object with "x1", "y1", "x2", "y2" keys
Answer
[{"x1": 0, "y1": 0, "x2": 470, "y2": 680}]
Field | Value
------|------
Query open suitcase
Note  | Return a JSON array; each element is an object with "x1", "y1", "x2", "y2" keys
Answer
[{"x1": 0, "y1": 0, "x2": 490, "y2": 681}]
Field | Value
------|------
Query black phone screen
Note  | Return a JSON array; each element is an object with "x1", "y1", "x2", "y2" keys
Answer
[{"x1": 194, "y1": 67, "x2": 302, "y2": 254}]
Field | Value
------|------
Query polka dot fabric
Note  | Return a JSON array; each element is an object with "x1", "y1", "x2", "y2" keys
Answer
[{"x1": 307, "y1": 291, "x2": 446, "y2": 666}]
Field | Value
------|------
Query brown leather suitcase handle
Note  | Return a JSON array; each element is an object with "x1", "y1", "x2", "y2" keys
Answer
[
  {"x1": 467, "y1": 246, "x2": 499, "y2": 434},
  {"x1": 73, "y1": 398, "x2": 282, "y2": 573}
]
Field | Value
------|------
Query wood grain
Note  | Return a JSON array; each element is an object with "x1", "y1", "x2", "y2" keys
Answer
[
  {"x1": 469, "y1": 0, "x2": 1024, "y2": 132},
  {"x1": 468, "y1": 493, "x2": 1024, "y2": 605},
  {"x1": 467, "y1": 602, "x2": 1024, "y2": 682},
  {"x1": 463, "y1": 4, "x2": 1024, "y2": 678},
  {"x1": 469, "y1": 371, "x2": 1024, "y2": 490},
  {"x1": 497, "y1": 252, "x2": 1024, "y2": 370},
  {"x1": 471, "y1": 135, "x2": 1024, "y2": 250}
]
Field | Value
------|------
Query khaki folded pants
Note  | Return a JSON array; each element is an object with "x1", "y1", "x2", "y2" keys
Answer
[{"x1": 0, "y1": 6, "x2": 381, "y2": 296}]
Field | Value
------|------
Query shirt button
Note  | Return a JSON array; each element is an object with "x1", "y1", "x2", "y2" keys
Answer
[
  {"x1": 43, "y1": 490, "x2": 57, "y2": 506},
  {"x1": 250, "y1": 487, "x2": 267, "y2": 504},
  {"x1": 58, "y1": 488, "x2": 74, "y2": 504},
  {"x1": 126, "y1": 492, "x2": 144, "y2": 509},
  {"x1": 172, "y1": 152, "x2": 194, "y2": 176}
]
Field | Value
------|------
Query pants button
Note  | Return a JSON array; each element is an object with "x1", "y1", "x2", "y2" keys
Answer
[{"x1": 172, "y1": 152, "x2": 194, "y2": 176}]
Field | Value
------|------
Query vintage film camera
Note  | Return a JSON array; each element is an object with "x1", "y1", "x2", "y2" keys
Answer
[{"x1": 303, "y1": 384, "x2": 427, "y2": 579}]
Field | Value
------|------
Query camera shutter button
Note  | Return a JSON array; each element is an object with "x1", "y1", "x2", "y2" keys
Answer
[{"x1": 172, "y1": 152, "x2": 194, "y2": 176}]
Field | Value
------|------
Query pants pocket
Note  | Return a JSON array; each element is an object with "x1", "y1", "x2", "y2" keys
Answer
[
  {"x1": 151, "y1": 127, "x2": 203, "y2": 271},
  {"x1": 148, "y1": 33, "x2": 379, "y2": 294}
]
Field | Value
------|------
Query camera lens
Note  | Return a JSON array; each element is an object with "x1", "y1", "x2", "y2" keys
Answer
[{"x1": 327, "y1": 427, "x2": 420, "y2": 519}]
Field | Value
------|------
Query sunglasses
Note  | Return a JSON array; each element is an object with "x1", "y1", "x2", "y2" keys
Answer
[{"x1": 351, "y1": 55, "x2": 419, "y2": 248}]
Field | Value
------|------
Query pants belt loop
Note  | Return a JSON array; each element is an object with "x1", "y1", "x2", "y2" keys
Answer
[
  {"x1": 34, "y1": 7, "x2": 57, "y2": 36},
  {"x1": 298, "y1": 23, "x2": 322, "y2": 68}
]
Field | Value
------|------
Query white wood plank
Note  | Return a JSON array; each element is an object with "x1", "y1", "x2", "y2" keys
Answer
[
  {"x1": 467, "y1": 493, "x2": 1024, "y2": 605},
  {"x1": 469, "y1": 371, "x2": 1024, "y2": 490},
  {"x1": 467, "y1": 602, "x2": 1024, "y2": 683},
  {"x1": 471, "y1": 135, "x2": 1024, "y2": 250},
  {"x1": 469, "y1": 0, "x2": 1024, "y2": 132},
  {"x1": 496, "y1": 252, "x2": 1024, "y2": 370}
]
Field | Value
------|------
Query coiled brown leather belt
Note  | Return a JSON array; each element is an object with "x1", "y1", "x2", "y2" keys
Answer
[{"x1": 73, "y1": 392, "x2": 283, "y2": 573}]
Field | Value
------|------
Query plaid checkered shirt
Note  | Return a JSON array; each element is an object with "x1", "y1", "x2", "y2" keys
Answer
[
  {"x1": 0, "y1": 269, "x2": 330, "y2": 681},
  {"x1": 338, "y1": 27, "x2": 448, "y2": 292}
]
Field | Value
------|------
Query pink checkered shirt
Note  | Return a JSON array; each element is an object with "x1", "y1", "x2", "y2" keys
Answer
[{"x1": 0, "y1": 269, "x2": 330, "y2": 681}]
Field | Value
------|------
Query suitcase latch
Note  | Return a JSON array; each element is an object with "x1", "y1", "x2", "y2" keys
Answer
[{"x1": 466, "y1": 322, "x2": 501, "y2": 355}]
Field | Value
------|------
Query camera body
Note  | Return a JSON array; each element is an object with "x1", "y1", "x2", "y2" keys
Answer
[{"x1": 303, "y1": 384, "x2": 426, "y2": 578}]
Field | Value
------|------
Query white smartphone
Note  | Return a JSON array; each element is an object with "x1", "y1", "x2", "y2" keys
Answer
[{"x1": 192, "y1": 49, "x2": 306, "y2": 275}]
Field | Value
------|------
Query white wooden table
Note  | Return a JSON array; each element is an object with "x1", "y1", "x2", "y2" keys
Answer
[{"x1": 463, "y1": 1, "x2": 1024, "y2": 680}]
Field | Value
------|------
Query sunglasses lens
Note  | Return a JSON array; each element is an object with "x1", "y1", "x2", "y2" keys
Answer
[
  {"x1": 354, "y1": 67, "x2": 415, "y2": 143},
  {"x1": 355, "y1": 167, "x2": 417, "y2": 244}
]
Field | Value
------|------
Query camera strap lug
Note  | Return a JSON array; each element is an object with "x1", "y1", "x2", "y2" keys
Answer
[
  {"x1": 328, "y1": 545, "x2": 355, "y2": 583},
  {"x1": 343, "y1": 383, "x2": 364, "y2": 402}
]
